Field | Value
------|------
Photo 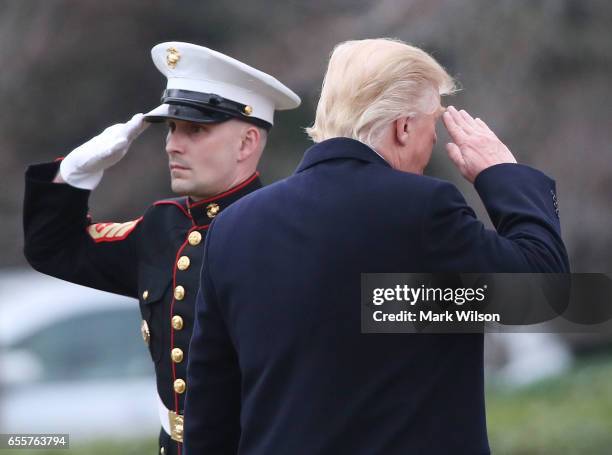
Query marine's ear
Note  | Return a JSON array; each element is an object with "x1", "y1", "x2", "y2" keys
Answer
[{"x1": 237, "y1": 124, "x2": 262, "y2": 162}]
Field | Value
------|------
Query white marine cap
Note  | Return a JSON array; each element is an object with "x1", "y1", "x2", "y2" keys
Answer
[{"x1": 144, "y1": 42, "x2": 300, "y2": 129}]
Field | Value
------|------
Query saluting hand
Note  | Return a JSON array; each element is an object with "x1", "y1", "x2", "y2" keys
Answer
[
  {"x1": 442, "y1": 106, "x2": 517, "y2": 183},
  {"x1": 57, "y1": 113, "x2": 149, "y2": 190}
]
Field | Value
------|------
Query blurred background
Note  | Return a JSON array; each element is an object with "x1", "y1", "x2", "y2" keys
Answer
[{"x1": 0, "y1": 0, "x2": 611, "y2": 453}]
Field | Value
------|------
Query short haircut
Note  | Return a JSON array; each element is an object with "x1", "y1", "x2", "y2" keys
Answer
[{"x1": 306, "y1": 38, "x2": 457, "y2": 148}]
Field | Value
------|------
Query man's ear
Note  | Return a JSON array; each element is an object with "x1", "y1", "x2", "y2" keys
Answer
[
  {"x1": 394, "y1": 116, "x2": 411, "y2": 146},
  {"x1": 238, "y1": 126, "x2": 261, "y2": 162}
]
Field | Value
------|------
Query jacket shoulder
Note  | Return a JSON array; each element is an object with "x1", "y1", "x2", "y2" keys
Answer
[
  {"x1": 145, "y1": 196, "x2": 191, "y2": 218},
  {"x1": 342, "y1": 164, "x2": 455, "y2": 207}
]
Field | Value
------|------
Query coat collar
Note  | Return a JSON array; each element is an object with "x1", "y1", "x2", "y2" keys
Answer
[
  {"x1": 295, "y1": 137, "x2": 390, "y2": 174},
  {"x1": 186, "y1": 172, "x2": 263, "y2": 226}
]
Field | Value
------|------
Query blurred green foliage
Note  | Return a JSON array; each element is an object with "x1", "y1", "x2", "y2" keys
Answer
[{"x1": 487, "y1": 355, "x2": 612, "y2": 454}]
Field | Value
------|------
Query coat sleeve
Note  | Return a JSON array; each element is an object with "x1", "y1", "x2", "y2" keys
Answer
[
  {"x1": 184, "y1": 219, "x2": 241, "y2": 454},
  {"x1": 422, "y1": 163, "x2": 570, "y2": 273},
  {"x1": 23, "y1": 161, "x2": 141, "y2": 297}
]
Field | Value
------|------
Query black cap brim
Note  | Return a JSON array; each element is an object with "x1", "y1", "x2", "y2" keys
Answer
[
  {"x1": 144, "y1": 89, "x2": 272, "y2": 130},
  {"x1": 144, "y1": 104, "x2": 233, "y2": 124}
]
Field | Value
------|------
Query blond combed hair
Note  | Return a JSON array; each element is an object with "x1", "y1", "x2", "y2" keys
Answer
[{"x1": 306, "y1": 38, "x2": 458, "y2": 147}]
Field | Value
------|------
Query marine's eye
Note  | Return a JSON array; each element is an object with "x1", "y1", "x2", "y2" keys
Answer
[{"x1": 190, "y1": 123, "x2": 206, "y2": 134}]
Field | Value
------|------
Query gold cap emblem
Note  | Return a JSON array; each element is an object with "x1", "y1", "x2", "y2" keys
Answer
[
  {"x1": 206, "y1": 203, "x2": 220, "y2": 219},
  {"x1": 243, "y1": 105, "x2": 253, "y2": 116},
  {"x1": 166, "y1": 47, "x2": 181, "y2": 69}
]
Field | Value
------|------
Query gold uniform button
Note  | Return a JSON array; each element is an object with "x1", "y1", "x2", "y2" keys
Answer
[
  {"x1": 141, "y1": 320, "x2": 150, "y2": 345},
  {"x1": 171, "y1": 348, "x2": 184, "y2": 363},
  {"x1": 142, "y1": 290, "x2": 149, "y2": 300},
  {"x1": 174, "y1": 378, "x2": 186, "y2": 394},
  {"x1": 172, "y1": 315, "x2": 184, "y2": 330},
  {"x1": 174, "y1": 285, "x2": 185, "y2": 301},
  {"x1": 177, "y1": 255, "x2": 190, "y2": 271},
  {"x1": 188, "y1": 231, "x2": 202, "y2": 246},
  {"x1": 206, "y1": 202, "x2": 220, "y2": 219}
]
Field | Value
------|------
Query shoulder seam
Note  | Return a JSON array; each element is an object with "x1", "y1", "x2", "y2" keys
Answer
[{"x1": 152, "y1": 198, "x2": 192, "y2": 219}]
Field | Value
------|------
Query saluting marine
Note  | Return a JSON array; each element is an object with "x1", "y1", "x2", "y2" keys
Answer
[{"x1": 23, "y1": 41, "x2": 300, "y2": 455}]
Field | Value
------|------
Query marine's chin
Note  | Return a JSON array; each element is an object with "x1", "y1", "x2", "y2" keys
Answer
[{"x1": 170, "y1": 179, "x2": 193, "y2": 197}]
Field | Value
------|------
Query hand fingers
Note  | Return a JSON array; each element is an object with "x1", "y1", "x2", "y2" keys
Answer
[
  {"x1": 451, "y1": 106, "x2": 479, "y2": 133},
  {"x1": 109, "y1": 138, "x2": 129, "y2": 154},
  {"x1": 459, "y1": 109, "x2": 479, "y2": 130},
  {"x1": 125, "y1": 113, "x2": 149, "y2": 140},
  {"x1": 446, "y1": 106, "x2": 472, "y2": 134},
  {"x1": 448, "y1": 106, "x2": 495, "y2": 139},
  {"x1": 442, "y1": 110, "x2": 468, "y2": 143},
  {"x1": 100, "y1": 114, "x2": 145, "y2": 138},
  {"x1": 127, "y1": 113, "x2": 144, "y2": 126},
  {"x1": 445, "y1": 142, "x2": 465, "y2": 170},
  {"x1": 475, "y1": 117, "x2": 491, "y2": 132}
]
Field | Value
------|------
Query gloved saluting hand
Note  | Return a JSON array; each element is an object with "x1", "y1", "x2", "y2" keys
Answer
[{"x1": 57, "y1": 113, "x2": 149, "y2": 190}]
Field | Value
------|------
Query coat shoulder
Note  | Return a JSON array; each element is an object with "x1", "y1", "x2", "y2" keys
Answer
[{"x1": 143, "y1": 196, "x2": 191, "y2": 219}]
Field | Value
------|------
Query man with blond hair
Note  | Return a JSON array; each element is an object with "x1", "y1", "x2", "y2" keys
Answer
[{"x1": 184, "y1": 38, "x2": 568, "y2": 454}]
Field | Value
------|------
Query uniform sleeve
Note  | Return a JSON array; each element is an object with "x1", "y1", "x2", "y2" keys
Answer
[
  {"x1": 184, "y1": 220, "x2": 241, "y2": 454},
  {"x1": 23, "y1": 161, "x2": 141, "y2": 297},
  {"x1": 422, "y1": 163, "x2": 570, "y2": 273}
]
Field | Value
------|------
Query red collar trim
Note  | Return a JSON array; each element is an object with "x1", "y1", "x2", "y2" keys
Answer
[{"x1": 187, "y1": 172, "x2": 260, "y2": 209}]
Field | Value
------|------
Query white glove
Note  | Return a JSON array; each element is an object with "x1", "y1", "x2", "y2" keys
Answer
[{"x1": 59, "y1": 113, "x2": 149, "y2": 190}]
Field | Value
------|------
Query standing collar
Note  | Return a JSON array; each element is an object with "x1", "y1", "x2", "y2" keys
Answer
[
  {"x1": 186, "y1": 172, "x2": 263, "y2": 226},
  {"x1": 295, "y1": 137, "x2": 390, "y2": 174}
]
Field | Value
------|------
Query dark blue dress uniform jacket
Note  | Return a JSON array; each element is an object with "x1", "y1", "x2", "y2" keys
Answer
[
  {"x1": 184, "y1": 137, "x2": 569, "y2": 455},
  {"x1": 23, "y1": 160, "x2": 262, "y2": 455}
]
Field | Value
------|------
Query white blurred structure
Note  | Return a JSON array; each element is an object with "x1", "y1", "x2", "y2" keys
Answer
[
  {"x1": 485, "y1": 331, "x2": 573, "y2": 387},
  {"x1": 0, "y1": 269, "x2": 158, "y2": 441}
]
